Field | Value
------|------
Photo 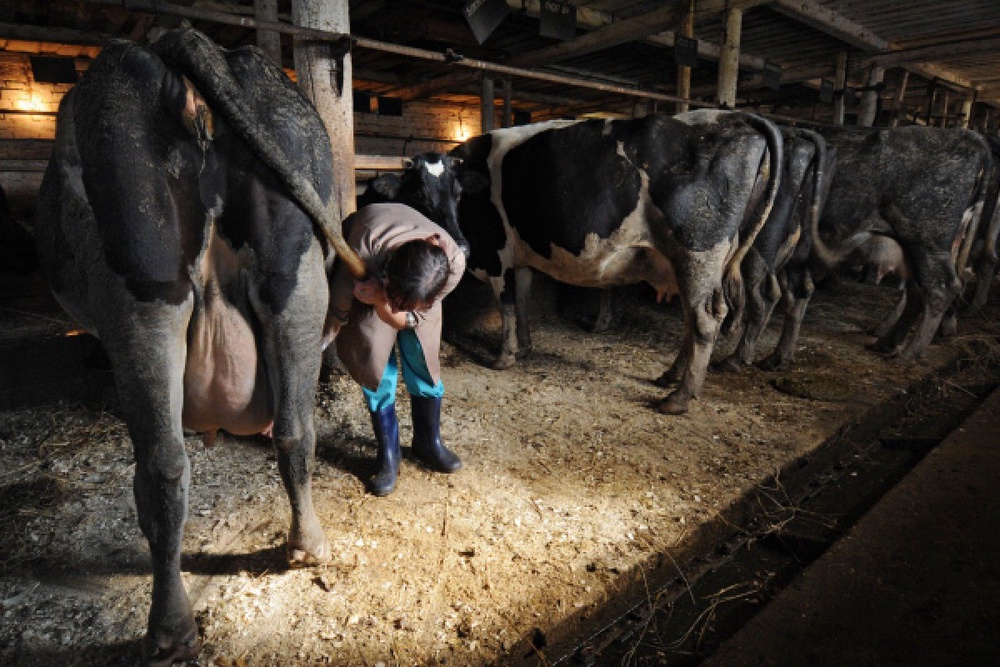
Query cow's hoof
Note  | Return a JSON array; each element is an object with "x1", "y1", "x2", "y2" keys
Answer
[
  {"x1": 656, "y1": 395, "x2": 689, "y2": 415},
  {"x1": 866, "y1": 339, "x2": 895, "y2": 354},
  {"x1": 653, "y1": 371, "x2": 678, "y2": 388},
  {"x1": 492, "y1": 355, "x2": 517, "y2": 370},
  {"x1": 756, "y1": 355, "x2": 788, "y2": 372},
  {"x1": 288, "y1": 537, "x2": 331, "y2": 569},
  {"x1": 143, "y1": 630, "x2": 202, "y2": 667},
  {"x1": 712, "y1": 356, "x2": 743, "y2": 373}
]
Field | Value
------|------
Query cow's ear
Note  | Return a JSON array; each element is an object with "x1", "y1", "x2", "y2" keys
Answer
[
  {"x1": 457, "y1": 170, "x2": 488, "y2": 194},
  {"x1": 370, "y1": 173, "x2": 403, "y2": 199}
]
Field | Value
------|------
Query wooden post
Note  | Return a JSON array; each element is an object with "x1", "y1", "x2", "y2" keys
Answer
[
  {"x1": 960, "y1": 96, "x2": 973, "y2": 129},
  {"x1": 675, "y1": 0, "x2": 694, "y2": 114},
  {"x1": 717, "y1": 8, "x2": 743, "y2": 109},
  {"x1": 925, "y1": 81, "x2": 937, "y2": 126},
  {"x1": 481, "y1": 76, "x2": 495, "y2": 133},
  {"x1": 254, "y1": 0, "x2": 281, "y2": 64},
  {"x1": 890, "y1": 69, "x2": 909, "y2": 127},
  {"x1": 857, "y1": 64, "x2": 884, "y2": 126},
  {"x1": 833, "y1": 51, "x2": 847, "y2": 125},
  {"x1": 940, "y1": 90, "x2": 951, "y2": 127},
  {"x1": 292, "y1": 0, "x2": 356, "y2": 219},
  {"x1": 501, "y1": 77, "x2": 512, "y2": 128},
  {"x1": 716, "y1": 5, "x2": 742, "y2": 109}
]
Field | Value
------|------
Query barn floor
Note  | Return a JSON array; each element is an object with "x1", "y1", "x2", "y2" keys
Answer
[{"x1": 1, "y1": 268, "x2": 999, "y2": 666}]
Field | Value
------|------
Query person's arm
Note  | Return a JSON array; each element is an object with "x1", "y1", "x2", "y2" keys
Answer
[{"x1": 354, "y1": 278, "x2": 412, "y2": 330}]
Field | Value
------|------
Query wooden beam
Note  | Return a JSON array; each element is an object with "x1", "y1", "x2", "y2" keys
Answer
[
  {"x1": 864, "y1": 36, "x2": 1000, "y2": 68},
  {"x1": 771, "y1": 0, "x2": 978, "y2": 96},
  {"x1": 508, "y1": 4, "x2": 686, "y2": 65},
  {"x1": 0, "y1": 22, "x2": 107, "y2": 47},
  {"x1": 771, "y1": 0, "x2": 888, "y2": 51}
]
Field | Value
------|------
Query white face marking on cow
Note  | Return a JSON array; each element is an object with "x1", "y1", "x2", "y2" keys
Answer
[{"x1": 424, "y1": 160, "x2": 445, "y2": 178}]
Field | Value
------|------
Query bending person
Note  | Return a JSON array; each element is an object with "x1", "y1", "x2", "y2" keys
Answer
[{"x1": 327, "y1": 203, "x2": 466, "y2": 495}]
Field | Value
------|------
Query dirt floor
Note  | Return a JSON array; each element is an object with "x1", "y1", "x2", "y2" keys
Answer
[{"x1": 1, "y1": 269, "x2": 998, "y2": 667}]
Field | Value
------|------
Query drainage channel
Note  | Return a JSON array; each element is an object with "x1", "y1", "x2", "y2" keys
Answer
[{"x1": 540, "y1": 359, "x2": 998, "y2": 667}]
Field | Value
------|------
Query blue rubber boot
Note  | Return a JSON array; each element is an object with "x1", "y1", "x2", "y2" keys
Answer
[
  {"x1": 368, "y1": 404, "x2": 401, "y2": 496},
  {"x1": 410, "y1": 396, "x2": 462, "y2": 473}
]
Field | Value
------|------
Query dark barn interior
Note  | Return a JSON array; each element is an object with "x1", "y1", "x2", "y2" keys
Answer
[{"x1": 1, "y1": 1, "x2": 1000, "y2": 666}]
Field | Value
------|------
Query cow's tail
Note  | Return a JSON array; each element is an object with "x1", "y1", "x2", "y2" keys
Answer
[
  {"x1": 791, "y1": 127, "x2": 832, "y2": 255},
  {"x1": 808, "y1": 135, "x2": 868, "y2": 269},
  {"x1": 152, "y1": 26, "x2": 367, "y2": 279},
  {"x1": 722, "y1": 113, "x2": 783, "y2": 332}
]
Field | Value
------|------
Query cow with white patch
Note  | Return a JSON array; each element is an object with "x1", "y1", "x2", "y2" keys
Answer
[
  {"x1": 358, "y1": 152, "x2": 475, "y2": 258},
  {"x1": 444, "y1": 113, "x2": 782, "y2": 414},
  {"x1": 34, "y1": 28, "x2": 365, "y2": 666},
  {"x1": 811, "y1": 125, "x2": 992, "y2": 359}
]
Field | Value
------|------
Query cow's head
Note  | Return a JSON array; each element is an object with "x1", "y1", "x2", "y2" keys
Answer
[{"x1": 362, "y1": 153, "x2": 486, "y2": 258}]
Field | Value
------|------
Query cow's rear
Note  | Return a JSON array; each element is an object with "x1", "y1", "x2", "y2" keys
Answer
[{"x1": 35, "y1": 29, "x2": 341, "y2": 666}]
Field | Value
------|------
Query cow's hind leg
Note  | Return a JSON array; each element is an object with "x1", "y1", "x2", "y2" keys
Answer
[
  {"x1": 897, "y1": 255, "x2": 961, "y2": 360},
  {"x1": 758, "y1": 262, "x2": 814, "y2": 371},
  {"x1": 657, "y1": 277, "x2": 727, "y2": 415},
  {"x1": 870, "y1": 280, "x2": 921, "y2": 354},
  {"x1": 716, "y1": 252, "x2": 775, "y2": 372},
  {"x1": 254, "y1": 253, "x2": 330, "y2": 568},
  {"x1": 102, "y1": 299, "x2": 201, "y2": 666},
  {"x1": 870, "y1": 283, "x2": 906, "y2": 339}
]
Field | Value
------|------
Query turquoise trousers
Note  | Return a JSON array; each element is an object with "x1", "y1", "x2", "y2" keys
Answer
[{"x1": 362, "y1": 328, "x2": 444, "y2": 411}]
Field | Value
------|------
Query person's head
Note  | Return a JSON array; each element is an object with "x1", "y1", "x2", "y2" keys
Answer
[{"x1": 382, "y1": 236, "x2": 450, "y2": 313}]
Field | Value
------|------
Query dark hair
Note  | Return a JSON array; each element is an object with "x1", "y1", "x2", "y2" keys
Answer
[{"x1": 383, "y1": 238, "x2": 450, "y2": 312}]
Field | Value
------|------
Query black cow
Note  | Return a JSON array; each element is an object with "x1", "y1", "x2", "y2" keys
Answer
[
  {"x1": 714, "y1": 125, "x2": 836, "y2": 371},
  {"x1": 811, "y1": 125, "x2": 992, "y2": 360},
  {"x1": 34, "y1": 28, "x2": 364, "y2": 666},
  {"x1": 440, "y1": 113, "x2": 782, "y2": 414}
]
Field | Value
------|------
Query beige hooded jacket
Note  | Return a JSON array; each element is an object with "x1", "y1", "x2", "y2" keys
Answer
[{"x1": 328, "y1": 203, "x2": 466, "y2": 391}]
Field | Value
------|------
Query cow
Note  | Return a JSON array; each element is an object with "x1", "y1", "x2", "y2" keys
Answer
[
  {"x1": 435, "y1": 112, "x2": 783, "y2": 414},
  {"x1": 357, "y1": 152, "x2": 475, "y2": 259},
  {"x1": 810, "y1": 125, "x2": 992, "y2": 361},
  {"x1": 968, "y1": 135, "x2": 1000, "y2": 311},
  {"x1": 33, "y1": 27, "x2": 365, "y2": 666},
  {"x1": 712, "y1": 125, "x2": 837, "y2": 372}
]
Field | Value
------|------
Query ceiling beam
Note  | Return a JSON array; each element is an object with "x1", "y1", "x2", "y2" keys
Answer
[
  {"x1": 771, "y1": 0, "x2": 979, "y2": 95},
  {"x1": 391, "y1": 0, "x2": 775, "y2": 103},
  {"x1": 863, "y1": 36, "x2": 1000, "y2": 68},
  {"x1": 0, "y1": 21, "x2": 108, "y2": 47}
]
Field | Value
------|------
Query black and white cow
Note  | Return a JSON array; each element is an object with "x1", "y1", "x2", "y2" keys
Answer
[
  {"x1": 358, "y1": 152, "x2": 476, "y2": 259},
  {"x1": 811, "y1": 125, "x2": 992, "y2": 360},
  {"x1": 440, "y1": 113, "x2": 782, "y2": 414},
  {"x1": 712, "y1": 124, "x2": 836, "y2": 371},
  {"x1": 34, "y1": 28, "x2": 364, "y2": 666}
]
